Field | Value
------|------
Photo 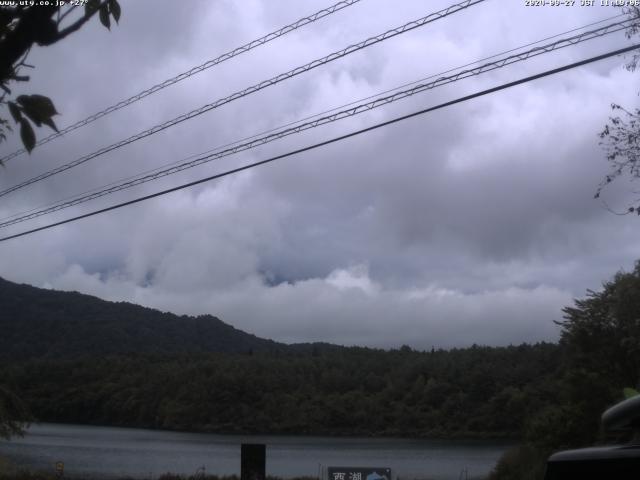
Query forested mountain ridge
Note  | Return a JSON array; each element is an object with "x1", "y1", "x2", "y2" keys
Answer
[
  {"x1": 0, "y1": 276, "x2": 565, "y2": 439},
  {"x1": 0, "y1": 276, "x2": 284, "y2": 359},
  {"x1": 2, "y1": 263, "x2": 638, "y2": 443},
  {"x1": 2, "y1": 262, "x2": 640, "y2": 480}
]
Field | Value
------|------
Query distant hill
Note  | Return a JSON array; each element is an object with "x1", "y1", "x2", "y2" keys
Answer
[
  {"x1": 0, "y1": 276, "x2": 285, "y2": 359},
  {"x1": 0, "y1": 278, "x2": 571, "y2": 441}
]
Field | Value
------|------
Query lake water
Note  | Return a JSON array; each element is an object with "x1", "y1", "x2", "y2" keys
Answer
[{"x1": 0, "y1": 424, "x2": 511, "y2": 480}]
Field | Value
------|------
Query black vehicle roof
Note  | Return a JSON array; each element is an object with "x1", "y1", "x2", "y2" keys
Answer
[{"x1": 548, "y1": 444, "x2": 640, "y2": 462}]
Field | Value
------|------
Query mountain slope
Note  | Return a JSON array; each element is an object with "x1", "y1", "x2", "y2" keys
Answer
[{"x1": 0, "y1": 277, "x2": 284, "y2": 359}]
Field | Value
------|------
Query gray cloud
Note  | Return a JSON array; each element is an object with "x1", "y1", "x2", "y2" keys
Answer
[{"x1": 1, "y1": 0, "x2": 639, "y2": 349}]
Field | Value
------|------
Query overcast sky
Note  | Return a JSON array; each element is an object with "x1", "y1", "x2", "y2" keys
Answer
[{"x1": 1, "y1": 0, "x2": 639, "y2": 349}]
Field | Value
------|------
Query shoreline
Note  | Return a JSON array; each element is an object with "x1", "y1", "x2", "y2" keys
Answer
[{"x1": 16, "y1": 422, "x2": 519, "y2": 444}]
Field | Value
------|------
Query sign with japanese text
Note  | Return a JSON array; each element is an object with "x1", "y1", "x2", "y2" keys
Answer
[{"x1": 327, "y1": 467, "x2": 391, "y2": 480}]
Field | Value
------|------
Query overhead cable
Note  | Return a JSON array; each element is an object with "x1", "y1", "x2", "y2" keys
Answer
[
  {"x1": 1, "y1": 43, "x2": 637, "y2": 243},
  {"x1": 0, "y1": 0, "x2": 487, "y2": 199},
  {"x1": 0, "y1": 0, "x2": 362, "y2": 163},
  {"x1": 4, "y1": 12, "x2": 625, "y2": 225},
  {"x1": 0, "y1": 17, "x2": 630, "y2": 229}
]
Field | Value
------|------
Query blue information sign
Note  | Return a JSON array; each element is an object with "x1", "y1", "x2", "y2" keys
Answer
[{"x1": 327, "y1": 467, "x2": 391, "y2": 480}]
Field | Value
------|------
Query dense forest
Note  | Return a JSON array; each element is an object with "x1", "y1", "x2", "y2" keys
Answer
[
  {"x1": 0, "y1": 276, "x2": 561, "y2": 438},
  {"x1": 0, "y1": 343, "x2": 560, "y2": 438},
  {"x1": 1, "y1": 261, "x2": 640, "y2": 479}
]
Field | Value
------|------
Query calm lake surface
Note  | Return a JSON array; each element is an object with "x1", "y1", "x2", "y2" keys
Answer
[{"x1": 0, "y1": 424, "x2": 511, "y2": 480}]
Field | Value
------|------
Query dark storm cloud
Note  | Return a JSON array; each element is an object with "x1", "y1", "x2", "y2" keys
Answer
[{"x1": 0, "y1": 0, "x2": 639, "y2": 348}]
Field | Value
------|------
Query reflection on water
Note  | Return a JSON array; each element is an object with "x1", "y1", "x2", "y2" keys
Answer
[{"x1": 0, "y1": 424, "x2": 511, "y2": 480}]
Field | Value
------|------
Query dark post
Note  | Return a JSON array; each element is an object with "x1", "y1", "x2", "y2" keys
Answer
[{"x1": 241, "y1": 443, "x2": 266, "y2": 480}]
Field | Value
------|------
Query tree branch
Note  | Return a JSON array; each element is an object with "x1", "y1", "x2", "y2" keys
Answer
[
  {"x1": 56, "y1": 5, "x2": 77, "y2": 26},
  {"x1": 0, "y1": 1, "x2": 107, "y2": 77},
  {"x1": 52, "y1": 1, "x2": 109, "y2": 43},
  {"x1": 0, "y1": 6, "x2": 57, "y2": 78}
]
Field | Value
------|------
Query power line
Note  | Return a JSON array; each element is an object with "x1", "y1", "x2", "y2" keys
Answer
[
  {"x1": 0, "y1": 0, "x2": 487, "y2": 199},
  {"x1": 0, "y1": 0, "x2": 363, "y2": 164},
  {"x1": 0, "y1": 17, "x2": 630, "y2": 229},
  {"x1": 13, "y1": 8, "x2": 619, "y2": 225},
  {"x1": 1, "y1": 43, "x2": 637, "y2": 244},
  {"x1": 2, "y1": 14, "x2": 624, "y2": 226},
  {"x1": 208, "y1": 12, "x2": 626, "y2": 151},
  {"x1": 0, "y1": 17, "x2": 629, "y2": 228},
  {"x1": 4, "y1": 11, "x2": 623, "y2": 226}
]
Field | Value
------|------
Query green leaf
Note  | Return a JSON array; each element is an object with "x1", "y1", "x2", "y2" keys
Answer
[
  {"x1": 109, "y1": 0, "x2": 121, "y2": 23},
  {"x1": 16, "y1": 95, "x2": 59, "y2": 130},
  {"x1": 99, "y1": 4, "x2": 110, "y2": 29},
  {"x1": 31, "y1": 94, "x2": 58, "y2": 116},
  {"x1": 623, "y1": 387, "x2": 639, "y2": 399},
  {"x1": 7, "y1": 102, "x2": 22, "y2": 123},
  {"x1": 85, "y1": 0, "x2": 100, "y2": 16},
  {"x1": 16, "y1": 94, "x2": 58, "y2": 119},
  {"x1": 19, "y1": 119, "x2": 35, "y2": 153},
  {"x1": 41, "y1": 117, "x2": 59, "y2": 133},
  {"x1": 20, "y1": 109, "x2": 42, "y2": 127}
]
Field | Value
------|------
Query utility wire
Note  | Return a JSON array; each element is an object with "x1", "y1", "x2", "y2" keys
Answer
[
  {"x1": 3, "y1": 10, "x2": 623, "y2": 217},
  {"x1": 0, "y1": 0, "x2": 362, "y2": 163},
  {"x1": 0, "y1": 10, "x2": 628, "y2": 226},
  {"x1": 191, "y1": 16, "x2": 625, "y2": 149},
  {"x1": 0, "y1": 0, "x2": 486, "y2": 199},
  {"x1": 0, "y1": 14, "x2": 627, "y2": 224},
  {"x1": 1, "y1": 43, "x2": 637, "y2": 244},
  {"x1": 3, "y1": 14, "x2": 624, "y2": 225},
  {"x1": 0, "y1": 18, "x2": 630, "y2": 229},
  {"x1": 201, "y1": 11, "x2": 627, "y2": 153},
  {"x1": 10, "y1": 11, "x2": 618, "y2": 227}
]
